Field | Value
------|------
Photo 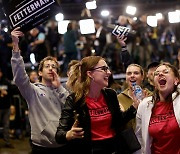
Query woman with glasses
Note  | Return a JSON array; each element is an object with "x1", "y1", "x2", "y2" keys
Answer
[
  {"x1": 134, "y1": 62, "x2": 180, "y2": 154},
  {"x1": 55, "y1": 56, "x2": 140, "y2": 154}
]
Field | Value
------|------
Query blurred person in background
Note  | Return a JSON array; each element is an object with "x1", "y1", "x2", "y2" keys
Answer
[
  {"x1": 144, "y1": 61, "x2": 160, "y2": 92},
  {"x1": 29, "y1": 70, "x2": 39, "y2": 83},
  {"x1": 46, "y1": 20, "x2": 61, "y2": 57},
  {"x1": 0, "y1": 68, "x2": 14, "y2": 148},
  {"x1": 133, "y1": 14, "x2": 152, "y2": 67},
  {"x1": 63, "y1": 21, "x2": 78, "y2": 76},
  {"x1": 134, "y1": 63, "x2": 180, "y2": 154},
  {"x1": 93, "y1": 20, "x2": 107, "y2": 56},
  {"x1": 62, "y1": 59, "x2": 79, "y2": 93},
  {"x1": 27, "y1": 27, "x2": 48, "y2": 63},
  {"x1": 117, "y1": 15, "x2": 135, "y2": 56},
  {"x1": 0, "y1": 20, "x2": 12, "y2": 78}
]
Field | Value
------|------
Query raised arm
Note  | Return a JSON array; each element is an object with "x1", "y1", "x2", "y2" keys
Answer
[
  {"x1": 11, "y1": 28, "x2": 35, "y2": 101},
  {"x1": 117, "y1": 36, "x2": 132, "y2": 70},
  {"x1": 11, "y1": 27, "x2": 24, "y2": 52}
]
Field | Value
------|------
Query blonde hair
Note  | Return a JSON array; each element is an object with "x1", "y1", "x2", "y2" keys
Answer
[
  {"x1": 126, "y1": 63, "x2": 145, "y2": 78},
  {"x1": 66, "y1": 62, "x2": 80, "y2": 92}
]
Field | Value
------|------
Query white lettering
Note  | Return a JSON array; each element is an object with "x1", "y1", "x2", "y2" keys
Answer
[
  {"x1": 34, "y1": 1, "x2": 41, "y2": 8},
  {"x1": 39, "y1": 0, "x2": 45, "y2": 5},
  {"x1": 26, "y1": 6, "x2": 32, "y2": 13},
  {"x1": 19, "y1": 11, "x2": 24, "y2": 18},
  {"x1": 30, "y1": 4, "x2": 36, "y2": 11},
  {"x1": 13, "y1": 15, "x2": 18, "y2": 22},
  {"x1": 23, "y1": 8, "x2": 28, "y2": 15},
  {"x1": 44, "y1": 0, "x2": 50, "y2": 3},
  {"x1": 10, "y1": 0, "x2": 54, "y2": 26}
]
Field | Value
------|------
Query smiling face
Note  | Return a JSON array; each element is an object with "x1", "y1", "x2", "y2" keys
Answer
[
  {"x1": 153, "y1": 65, "x2": 179, "y2": 95},
  {"x1": 88, "y1": 59, "x2": 111, "y2": 89},
  {"x1": 126, "y1": 65, "x2": 144, "y2": 88}
]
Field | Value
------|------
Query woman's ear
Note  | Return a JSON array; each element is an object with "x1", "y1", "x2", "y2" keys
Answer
[{"x1": 87, "y1": 71, "x2": 93, "y2": 79}]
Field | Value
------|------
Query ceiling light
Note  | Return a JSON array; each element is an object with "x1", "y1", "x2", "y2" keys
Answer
[
  {"x1": 101, "y1": 10, "x2": 110, "y2": 17},
  {"x1": 86, "y1": 1, "x2": 97, "y2": 10},
  {"x1": 58, "y1": 20, "x2": 70, "y2": 34},
  {"x1": 126, "y1": 6, "x2": 136, "y2": 15},
  {"x1": 79, "y1": 19, "x2": 95, "y2": 34},
  {"x1": 168, "y1": 11, "x2": 180, "y2": 23},
  {"x1": 147, "y1": 16, "x2": 157, "y2": 27},
  {"x1": 55, "y1": 13, "x2": 64, "y2": 22}
]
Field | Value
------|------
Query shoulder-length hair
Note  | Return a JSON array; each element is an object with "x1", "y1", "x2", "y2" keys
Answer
[{"x1": 152, "y1": 62, "x2": 180, "y2": 105}]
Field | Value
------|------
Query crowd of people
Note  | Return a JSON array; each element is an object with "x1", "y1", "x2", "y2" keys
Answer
[
  {"x1": 0, "y1": 13, "x2": 180, "y2": 154},
  {"x1": 1, "y1": 14, "x2": 180, "y2": 79}
]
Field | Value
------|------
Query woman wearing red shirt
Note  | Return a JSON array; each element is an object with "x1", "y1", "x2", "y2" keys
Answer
[{"x1": 135, "y1": 62, "x2": 180, "y2": 154}]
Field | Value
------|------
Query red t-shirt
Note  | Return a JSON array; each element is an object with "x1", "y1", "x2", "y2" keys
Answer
[
  {"x1": 149, "y1": 101, "x2": 180, "y2": 154},
  {"x1": 86, "y1": 93, "x2": 115, "y2": 141}
]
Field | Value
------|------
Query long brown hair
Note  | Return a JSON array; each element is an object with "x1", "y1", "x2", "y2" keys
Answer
[
  {"x1": 152, "y1": 62, "x2": 180, "y2": 105},
  {"x1": 73, "y1": 56, "x2": 104, "y2": 102}
]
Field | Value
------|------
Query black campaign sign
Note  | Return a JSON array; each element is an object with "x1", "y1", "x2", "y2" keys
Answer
[{"x1": 3, "y1": 0, "x2": 61, "y2": 32}]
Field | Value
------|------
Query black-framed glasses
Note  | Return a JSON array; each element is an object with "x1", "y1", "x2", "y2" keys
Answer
[{"x1": 91, "y1": 66, "x2": 110, "y2": 73}]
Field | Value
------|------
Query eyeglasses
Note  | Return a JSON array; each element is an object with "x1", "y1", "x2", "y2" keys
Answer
[
  {"x1": 91, "y1": 66, "x2": 110, "y2": 73},
  {"x1": 154, "y1": 69, "x2": 170, "y2": 76},
  {"x1": 43, "y1": 64, "x2": 57, "y2": 69}
]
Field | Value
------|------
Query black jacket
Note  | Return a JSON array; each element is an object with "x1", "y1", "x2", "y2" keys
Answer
[
  {"x1": 55, "y1": 88, "x2": 137, "y2": 154},
  {"x1": 0, "y1": 77, "x2": 12, "y2": 109}
]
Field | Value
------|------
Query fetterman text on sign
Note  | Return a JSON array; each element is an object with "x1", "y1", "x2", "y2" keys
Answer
[{"x1": 3, "y1": 0, "x2": 61, "y2": 32}]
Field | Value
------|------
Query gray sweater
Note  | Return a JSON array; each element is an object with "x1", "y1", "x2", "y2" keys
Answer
[{"x1": 11, "y1": 52, "x2": 69, "y2": 148}]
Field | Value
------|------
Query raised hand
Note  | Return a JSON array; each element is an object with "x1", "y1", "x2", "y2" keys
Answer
[
  {"x1": 51, "y1": 70, "x2": 61, "y2": 88},
  {"x1": 11, "y1": 27, "x2": 24, "y2": 52},
  {"x1": 117, "y1": 35, "x2": 127, "y2": 47}
]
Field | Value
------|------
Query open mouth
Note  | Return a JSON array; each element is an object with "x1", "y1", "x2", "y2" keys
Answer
[
  {"x1": 104, "y1": 76, "x2": 109, "y2": 81},
  {"x1": 159, "y1": 79, "x2": 166, "y2": 86},
  {"x1": 130, "y1": 80, "x2": 136, "y2": 83}
]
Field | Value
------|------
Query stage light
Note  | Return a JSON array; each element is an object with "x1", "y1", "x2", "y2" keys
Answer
[
  {"x1": 133, "y1": 17, "x2": 137, "y2": 21},
  {"x1": 55, "y1": 13, "x2": 64, "y2": 21},
  {"x1": 86, "y1": 1, "x2": 97, "y2": 10},
  {"x1": 79, "y1": 19, "x2": 95, "y2": 34},
  {"x1": 156, "y1": 13, "x2": 163, "y2": 20},
  {"x1": 101, "y1": 10, "x2": 110, "y2": 17},
  {"x1": 58, "y1": 20, "x2": 70, "y2": 34},
  {"x1": 147, "y1": 16, "x2": 157, "y2": 27},
  {"x1": 30, "y1": 53, "x2": 36, "y2": 64},
  {"x1": 126, "y1": 6, "x2": 136, "y2": 15},
  {"x1": 168, "y1": 11, "x2": 180, "y2": 23}
]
